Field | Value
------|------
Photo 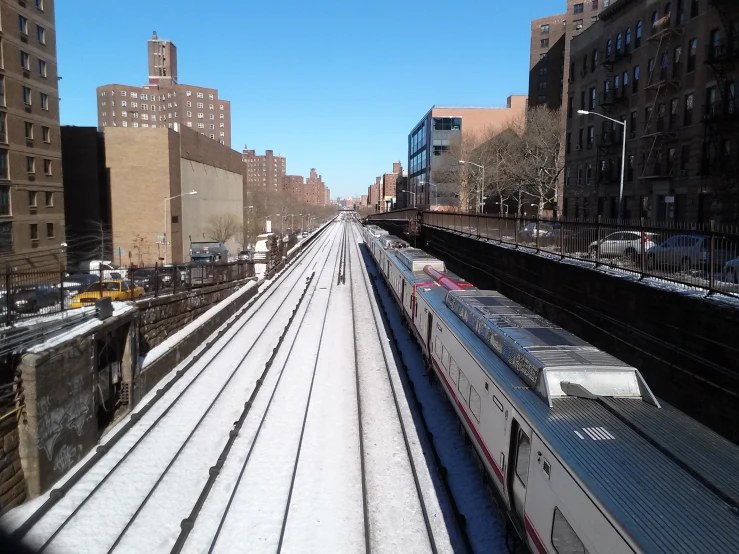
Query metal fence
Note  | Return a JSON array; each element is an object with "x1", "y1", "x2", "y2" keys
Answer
[
  {"x1": 422, "y1": 211, "x2": 739, "y2": 298},
  {"x1": 0, "y1": 260, "x2": 255, "y2": 326}
]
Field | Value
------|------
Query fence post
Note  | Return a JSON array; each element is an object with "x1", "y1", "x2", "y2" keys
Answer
[
  {"x1": 6, "y1": 267, "x2": 12, "y2": 326},
  {"x1": 129, "y1": 267, "x2": 134, "y2": 299},
  {"x1": 99, "y1": 265, "x2": 103, "y2": 299},
  {"x1": 560, "y1": 218, "x2": 565, "y2": 260},
  {"x1": 154, "y1": 263, "x2": 159, "y2": 297},
  {"x1": 596, "y1": 215, "x2": 602, "y2": 266},
  {"x1": 515, "y1": 214, "x2": 520, "y2": 248},
  {"x1": 709, "y1": 220, "x2": 716, "y2": 294},
  {"x1": 640, "y1": 217, "x2": 647, "y2": 278},
  {"x1": 173, "y1": 264, "x2": 178, "y2": 295},
  {"x1": 60, "y1": 268, "x2": 65, "y2": 313},
  {"x1": 188, "y1": 264, "x2": 192, "y2": 291},
  {"x1": 535, "y1": 215, "x2": 541, "y2": 252}
]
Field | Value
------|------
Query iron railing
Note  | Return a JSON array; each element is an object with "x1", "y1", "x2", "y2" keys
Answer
[
  {"x1": 0, "y1": 260, "x2": 256, "y2": 326},
  {"x1": 421, "y1": 211, "x2": 739, "y2": 297}
]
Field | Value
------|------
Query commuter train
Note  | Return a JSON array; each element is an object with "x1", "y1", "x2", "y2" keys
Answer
[{"x1": 361, "y1": 223, "x2": 739, "y2": 554}]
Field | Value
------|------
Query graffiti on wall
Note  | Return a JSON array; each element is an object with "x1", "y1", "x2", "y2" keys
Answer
[{"x1": 37, "y1": 374, "x2": 93, "y2": 464}]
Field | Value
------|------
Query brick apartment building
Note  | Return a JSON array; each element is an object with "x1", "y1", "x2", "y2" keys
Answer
[
  {"x1": 97, "y1": 33, "x2": 232, "y2": 147},
  {"x1": 304, "y1": 168, "x2": 328, "y2": 206},
  {"x1": 368, "y1": 176, "x2": 381, "y2": 212},
  {"x1": 0, "y1": 0, "x2": 65, "y2": 271},
  {"x1": 377, "y1": 162, "x2": 402, "y2": 212},
  {"x1": 283, "y1": 175, "x2": 304, "y2": 200},
  {"x1": 563, "y1": 0, "x2": 739, "y2": 223},
  {"x1": 406, "y1": 95, "x2": 528, "y2": 209},
  {"x1": 62, "y1": 126, "x2": 245, "y2": 265},
  {"x1": 529, "y1": 1, "x2": 609, "y2": 110}
]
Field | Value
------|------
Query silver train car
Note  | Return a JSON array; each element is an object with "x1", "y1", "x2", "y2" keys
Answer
[{"x1": 362, "y1": 222, "x2": 739, "y2": 554}]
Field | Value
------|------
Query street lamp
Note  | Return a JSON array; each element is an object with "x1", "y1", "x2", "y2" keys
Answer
[
  {"x1": 578, "y1": 109, "x2": 626, "y2": 220},
  {"x1": 459, "y1": 160, "x2": 485, "y2": 213},
  {"x1": 164, "y1": 190, "x2": 197, "y2": 265},
  {"x1": 402, "y1": 190, "x2": 416, "y2": 206},
  {"x1": 495, "y1": 202, "x2": 509, "y2": 216},
  {"x1": 419, "y1": 180, "x2": 439, "y2": 207}
]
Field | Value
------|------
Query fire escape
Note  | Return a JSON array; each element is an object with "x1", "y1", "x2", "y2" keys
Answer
[
  {"x1": 703, "y1": 0, "x2": 739, "y2": 216},
  {"x1": 596, "y1": 36, "x2": 631, "y2": 188},
  {"x1": 641, "y1": 13, "x2": 682, "y2": 180}
]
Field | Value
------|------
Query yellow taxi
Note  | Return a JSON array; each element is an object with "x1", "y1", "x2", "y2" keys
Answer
[{"x1": 71, "y1": 280, "x2": 144, "y2": 308}]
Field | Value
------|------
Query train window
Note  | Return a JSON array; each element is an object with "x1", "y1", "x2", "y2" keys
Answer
[
  {"x1": 493, "y1": 395, "x2": 504, "y2": 412},
  {"x1": 449, "y1": 358, "x2": 459, "y2": 385},
  {"x1": 442, "y1": 346, "x2": 450, "y2": 370},
  {"x1": 434, "y1": 337, "x2": 441, "y2": 355},
  {"x1": 470, "y1": 387, "x2": 481, "y2": 422},
  {"x1": 552, "y1": 508, "x2": 589, "y2": 554},
  {"x1": 515, "y1": 429, "x2": 531, "y2": 487},
  {"x1": 457, "y1": 369, "x2": 470, "y2": 403}
]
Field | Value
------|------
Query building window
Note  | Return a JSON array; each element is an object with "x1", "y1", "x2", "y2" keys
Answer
[
  {"x1": 209, "y1": 114, "x2": 214, "y2": 120},
  {"x1": 141, "y1": 93, "x2": 148, "y2": 100},
  {"x1": 220, "y1": 122, "x2": 225, "y2": 128},
  {"x1": 574, "y1": 3, "x2": 584, "y2": 14},
  {"x1": 0, "y1": 185, "x2": 9, "y2": 216},
  {"x1": 684, "y1": 93, "x2": 694, "y2": 125},
  {"x1": 43, "y1": 159, "x2": 51, "y2": 175},
  {"x1": 220, "y1": 132, "x2": 225, "y2": 137},
  {"x1": 220, "y1": 104, "x2": 224, "y2": 110},
  {"x1": 131, "y1": 92, "x2": 138, "y2": 99},
  {"x1": 209, "y1": 124, "x2": 214, "y2": 130},
  {"x1": 26, "y1": 156, "x2": 35, "y2": 173},
  {"x1": 539, "y1": 52, "x2": 548, "y2": 61},
  {"x1": 589, "y1": 87, "x2": 596, "y2": 109},
  {"x1": 45, "y1": 222, "x2": 54, "y2": 238},
  {"x1": 587, "y1": 126, "x2": 594, "y2": 148},
  {"x1": 630, "y1": 111, "x2": 637, "y2": 136},
  {"x1": 541, "y1": 38, "x2": 549, "y2": 48},
  {"x1": 37, "y1": 25, "x2": 46, "y2": 44},
  {"x1": 574, "y1": 19, "x2": 583, "y2": 30},
  {"x1": 616, "y1": 33, "x2": 623, "y2": 52},
  {"x1": 186, "y1": 101, "x2": 191, "y2": 107},
  {"x1": 198, "y1": 123, "x2": 204, "y2": 129},
  {"x1": 209, "y1": 104, "x2": 214, "y2": 110},
  {"x1": 197, "y1": 112, "x2": 203, "y2": 119},
  {"x1": 29, "y1": 223, "x2": 38, "y2": 241},
  {"x1": 209, "y1": 94, "x2": 214, "y2": 100},
  {"x1": 186, "y1": 111, "x2": 191, "y2": 117},
  {"x1": 552, "y1": 508, "x2": 587, "y2": 554},
  {"x1": 121, "y1": 111, "x2": 127, "y2": 117},
  {"x1": 36, "y1": 0, "x2": 44, "y2": 10},
  {"x1": 45, "y1": 191, "x2": 52, "y2": 207},
  {"x1": 197, "y1": 92, "x2": 204, "y2": 98},
  {"x1": 0, "y1": 113, "x2": 5, "y2": 143},
  {"x1": 120, "y1": 100, "x2": 127, "y2": 107},
  {"x1": 19, "y1": 15, "x2": 28, "y2": 35},
  {"x1": 122, "y1": 121, "x2": 128, "y2": 127},
  {"x1": 197, "y1": 102, "x2": 203, "y2": 108},
  {"x1": 21, "y1": 51, "x2": 29, "y2": 70},
  {"x1": 40, "y1": 92, "x2": 48, "y2": 110},
  {"x1": 636, "y1": 20, "x2": 643, "y2": 48},
  {"x1": 28, "y1": 190, "x2": 37, "y2": 208},
  {"x1": 0, "y1": 149, "x2": 7, "y2": 181},
  {"x1": 541, "y1": 24, "x2": 550, "y2": 34},
  {"x1": 42, "y1": 126, "x2": 50, "y2": 143},
  {"x1": 25, "y1": 121, "x2": 33, "y2": 140},
  {"x1": 690, "y1": 0, "x2": 698, "y2": 18},
  {"x1": 210, "y1": 134, "x2": 215, "y2": 139},
  {"x1": 220, "y1": 113, "x2": 224, "y2": 119},
  {"x1": 141, "y1": 114, "x2": 148, "y2": 121}
]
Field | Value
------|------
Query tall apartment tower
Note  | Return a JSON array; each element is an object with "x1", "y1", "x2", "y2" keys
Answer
[
  {"x1": 148, "y1": 32, "x2": 178, "y2": 87},
  {"x1": 242, "y1": 148, "x2": 286, "y2": 191},
  {"x1": 529, "y1": 0, "x2": 609, "y2": 109},
  {"x1": 0, "y1": 0, "x2": 66, "y2": 271},
  {"x1": 97, "y1": 34, "x2": 232, "y2": 146}
]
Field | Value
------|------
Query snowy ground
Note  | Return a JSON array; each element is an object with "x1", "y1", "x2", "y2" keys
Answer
[{"x1": 4, "y1": 219, "x2": 467, "y2": 554}]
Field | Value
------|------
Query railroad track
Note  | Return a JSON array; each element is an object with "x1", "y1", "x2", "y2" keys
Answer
[{"x1": 13, "y1": 223, "x2": 340, "y2": 553}]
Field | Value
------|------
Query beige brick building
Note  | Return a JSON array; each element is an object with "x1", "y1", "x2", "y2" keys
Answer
[
  {"x1": 97, "y1": 33, "x2": 232, "y2": 147},
  {"x1": 63, "y1": 126, "x2": 245, "y2": 266},
  {"x1": 0, "y1": 0, "x2": 65, "y2": 271}
]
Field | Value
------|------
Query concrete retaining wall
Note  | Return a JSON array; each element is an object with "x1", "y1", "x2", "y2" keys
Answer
[
  {"x1": 0, "y1": 416, "x2": 24, "y2": 514},
  {"x1": 420, "y1": 225, "x2": 739, "y2": 444}
]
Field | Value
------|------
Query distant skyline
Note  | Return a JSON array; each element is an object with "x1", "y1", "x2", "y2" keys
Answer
[{"x1": 56, "y1": 0, "x2": 557, "y2": 198}]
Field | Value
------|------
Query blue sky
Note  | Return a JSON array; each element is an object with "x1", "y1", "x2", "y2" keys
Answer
[{"x1": 56, "y1": 0, "x2": 557, "y2": 199}]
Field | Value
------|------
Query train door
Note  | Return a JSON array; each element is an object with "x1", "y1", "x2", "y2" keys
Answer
[
  {"x1": 402, "y1": 280, "x2": 406, "y2": 313},
  {"x1": 508, "y1": 418, "x2": 533, "y2": 532},
  {"x1": 426, "y1": 312, "x2": 433, "y2": 351}
]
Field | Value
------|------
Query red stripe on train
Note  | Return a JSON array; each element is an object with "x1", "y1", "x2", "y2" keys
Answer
[
  {"x1": 430, "y1": 357, "x2": 505, "y2": 485},
  {"x1": 525, "y1": 515, "x2": 548, "y2": 554}
]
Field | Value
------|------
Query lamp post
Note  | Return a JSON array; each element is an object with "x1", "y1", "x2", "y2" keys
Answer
[
  {"x1": 402, "y1": 190, "x2": 416, "y2": 206},
  {"x1": 495, "y1": 202, "x2": 509, "y2": 216},
  {"x1": 578, "y1": 109, "x2": 627, "y2": 220},
  {"x1": 164, "y1": 190, "x2": 197, "y2": 265},
  {"x1": 419, "y1": 180, "x2": 439, "y2": 207},
  {"x1": 459, "y1": 160, "x2": 485, "y2": 213}
]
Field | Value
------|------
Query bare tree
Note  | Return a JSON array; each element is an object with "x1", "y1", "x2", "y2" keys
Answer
[
  {"x1": 508, "y1": 106, "x2": 565, "y2": 217},
  {"x1": 206, "y1": 213, "x2": 240, "y2": 244}
]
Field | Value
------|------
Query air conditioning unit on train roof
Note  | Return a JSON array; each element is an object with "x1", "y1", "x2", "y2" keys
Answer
[
  {"x1": 445, "y1": 289, "x2": 660, "y2": 408},
  {"x1": 397, "y1": 248, "x2": 446, "y2": 273}
]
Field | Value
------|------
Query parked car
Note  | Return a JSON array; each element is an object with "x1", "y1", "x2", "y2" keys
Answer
[
  {"x1": 723, "y1": 257, "x2": 739, "y2": 284},
  {"x1": 71, "y1": 280, "x2": 143, "y2": 308},
  {"x1": 589, "y1": 231, "x2": 659, "y2": 260},
  {"x1": 158, "y1": 266, "x2": 184, "y2": 288},
  {"x1": 301, "y1": 231, "x2": 309, "y2": 238},
  {"x1": 238, "y1": 250, "x2": 252, "y2": 261},
  {"x1": 645, "y1": 234, "x2": 710, "y2": 271},
  {"x1": 8, "y1": 284, "x2": 61, "y2": 313},
  {"x1": 132, "y1": 269, "x2": 168, "y2": 292},
  {"x1": 58, "y1": 274, "x2": 100, "y2": 296},
  {"x1": 517, "y1": 222, "x2": 555, "y2": 243},
  {"x1": 77, "y1": 260, "x2": 123, "y2": 280}
]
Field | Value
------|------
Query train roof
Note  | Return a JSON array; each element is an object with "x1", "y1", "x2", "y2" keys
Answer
[
  {"x1": 365, "y1": 225, "x2": 389, "y2": 237},
  {"x1": 385, "y1": 250, "x2": 469, "y2": 287},
  {"x1": 378, "y1": 235, "x2": 410, "y2": 249},
  {"x1": 445, "y1": 289, "x2": 658, "y2": 407},
  {"x1": 396, "y1": 248, "x2": 446, "y2": 273},
  {"x1": 419, "y1": 286, "x2": 739, "y2": 553}
]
